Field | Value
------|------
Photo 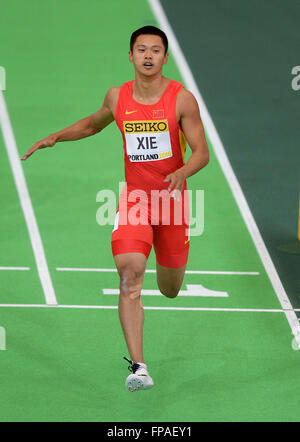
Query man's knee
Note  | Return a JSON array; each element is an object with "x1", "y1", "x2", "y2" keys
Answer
[
  {"x1": 118, "y1": 265, "x2": 145, "y2": 300},
  {"x1": 159, "y1": 286, "x2": 180, "y2": 299}
]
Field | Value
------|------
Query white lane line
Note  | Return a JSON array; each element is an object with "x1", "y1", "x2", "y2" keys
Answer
[
  {"x1": 0, "y1": 91, "x2": 57, "y2": 305},
  {"x1": 148, "y1": 0, "x2": 300, "y2": 347},
  {"x1": 57, "y1": 267, "x2": 118, "y2": 272},
  {"x1": 56, "y1": 267, "x2": 259, "y2": 275},
  {"x1": 0, "y1": 266, "x2": 30, "y2": 270},
  {"x1": 184, "y1": 271, "x2": 259, "y2": 275},
  {"x1": 103, "y1": 284, "x2": 229, "y2": 297},
  {"x1": 0, "y1": 303, "x2": 297, "y2": 312}
]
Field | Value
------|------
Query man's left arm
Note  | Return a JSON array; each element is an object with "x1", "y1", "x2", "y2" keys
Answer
[{"x1": 164, "y1": 89, "x2": 209, "y2": 195}]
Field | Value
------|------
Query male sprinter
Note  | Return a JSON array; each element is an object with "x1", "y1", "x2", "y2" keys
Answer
[{"x1": 21, "y1": 26, "x2": 209, "y2": 392}]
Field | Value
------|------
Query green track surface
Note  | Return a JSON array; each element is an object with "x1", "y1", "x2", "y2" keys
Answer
[
  {"x1": 1, "y1": 307, "x2": 300, "y2": 422},
  {"x1": 0, "y1": 0, "x2": 299, "y2": 422}
]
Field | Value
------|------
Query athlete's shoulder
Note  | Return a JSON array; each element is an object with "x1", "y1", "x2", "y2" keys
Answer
[
  {"x1": 105, "y1": 86, "x2": 121, "y2": 100},
  {"x1": 106, "y1": 80, "x2": 133, "y2": 101},
  {"x1": 176, "y1": 88, "x2": 200, "y2": 117},
  {"x1": 177, "y1": 87, "x2": 198, "y2": 105},
  {"x1": 104, "y1": 86, "x2": 121, "y2": 110},
  {"x1": 177, "y1": 87, "x2": 195, "y2": 99}
]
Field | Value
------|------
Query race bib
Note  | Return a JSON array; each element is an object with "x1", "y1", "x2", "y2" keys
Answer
[{"x1": 123, "y1": 119, "x2": 173, "y2": 162}]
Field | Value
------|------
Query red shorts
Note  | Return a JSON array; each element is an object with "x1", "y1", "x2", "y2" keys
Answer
[{"x1": 111, "y1": 183, "x2": 190, "y2": 268}]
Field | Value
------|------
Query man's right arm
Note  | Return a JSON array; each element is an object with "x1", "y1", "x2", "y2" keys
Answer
[{"x1": 21, "y1": 87, "x2": 119, "y2": 161}]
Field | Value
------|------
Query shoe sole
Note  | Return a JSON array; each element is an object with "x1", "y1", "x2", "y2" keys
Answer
[{"x1": 126, "y1": 377, "x2": 154, "y2": 392}]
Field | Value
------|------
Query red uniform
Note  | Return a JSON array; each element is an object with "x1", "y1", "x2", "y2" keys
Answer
[{"x1": 111, "y1": 79, "x2": 190, "y2": 268}]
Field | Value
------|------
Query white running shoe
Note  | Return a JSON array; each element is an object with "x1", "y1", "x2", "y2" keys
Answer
[{"x1": 124, "y1": 357, "x2": 154, "y2": 392}]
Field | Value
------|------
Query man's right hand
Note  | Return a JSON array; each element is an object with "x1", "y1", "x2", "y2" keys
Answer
[{"x1": 21, "y1": 134, "x2": 57, "y2": 161}]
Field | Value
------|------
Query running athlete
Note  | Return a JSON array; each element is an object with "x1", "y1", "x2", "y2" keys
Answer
[{"x1": 21, "y1": 26, "x2": 209, "y2": 392}]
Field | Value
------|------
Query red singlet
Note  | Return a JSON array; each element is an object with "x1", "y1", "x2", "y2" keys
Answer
[{"x1": 111, "y1": 79, "x2": 190, "y2": 268}]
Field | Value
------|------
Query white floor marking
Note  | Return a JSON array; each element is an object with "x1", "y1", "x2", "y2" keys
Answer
[
  {"x1": 0, "y1": 267, "x2": 30, "y2": 270},
  {"x1": 147, "y1": 0, "x2": 300, "y2": 346},
  {"x1": 0, "y1": 303, "x2": 298, "y2": 312},
  {"x1": 0, "y1": 91, "x2": 57, "y2": 305},
  {"x1": 103, "y1": 284, "x2": 228, "y2": 297},
  {"x1": 56, "y1": 267, "x2": 259, "y2": 275}
]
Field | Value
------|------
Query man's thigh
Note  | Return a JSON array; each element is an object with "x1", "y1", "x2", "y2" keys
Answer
[
  {"x1": 153, "y1": 222, "x2": 189, "y2": 297},
  {"x1": 153, "y1": 223, "x2": 190, "y2": 269},
  {"x1": 114, "y1": 252, "x2": 148, "y2": 276}
]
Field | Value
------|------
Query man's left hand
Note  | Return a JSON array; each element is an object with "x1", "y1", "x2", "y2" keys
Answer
[{"x1": 164, "y1": 169, "x2": 186, "y2": 200}]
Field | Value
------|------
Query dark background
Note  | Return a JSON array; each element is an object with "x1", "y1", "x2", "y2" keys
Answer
[{"x1": 161, "y1": 0, "x2": 300, "y2": 309}]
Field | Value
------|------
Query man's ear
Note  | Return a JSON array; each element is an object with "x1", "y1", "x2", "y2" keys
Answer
[
  {"x1": 163, "y1": 52, "x2": 169, "y2": 65},
  {"x1": 129, "y1": 50, "x2": 133, "y2": 63}
]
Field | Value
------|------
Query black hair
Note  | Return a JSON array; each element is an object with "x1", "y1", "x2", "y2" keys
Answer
[{"x1": 130, "y1": 26, "x2": 168, "y2": 54}]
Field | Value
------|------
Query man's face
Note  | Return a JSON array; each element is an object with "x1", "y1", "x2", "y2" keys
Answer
[{"x1": 129, "y1": 34, "x2": 168, "y2": 76}]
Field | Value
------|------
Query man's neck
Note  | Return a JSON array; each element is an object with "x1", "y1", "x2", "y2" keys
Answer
[{"x1": 132, "y1": 73, "x2": 168, "y2": 102}]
